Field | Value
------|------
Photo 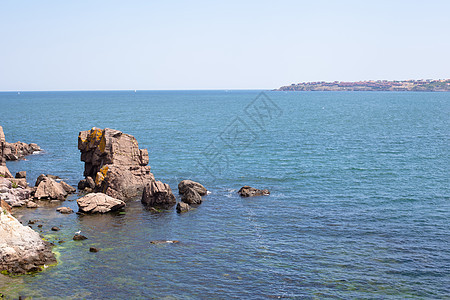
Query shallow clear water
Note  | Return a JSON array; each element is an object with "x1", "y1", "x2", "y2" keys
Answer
[{"x1": 0, "y1": 90, "x2": 449, "y2": 299}]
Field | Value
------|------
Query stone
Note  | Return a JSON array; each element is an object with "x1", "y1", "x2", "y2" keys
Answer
[
  {"x1": 77, "y1": 192, "x2": 126, "y2": 213},
  {"x1": 34, "y1": 177, "x2": 67, "y2": 200},
  {"x1": 51, "y1": 226, "x2": 60, "y2": 231},
  {"x1": 56, "y1": 207, "x2": 74, "y2": 214},
  {"x1": 78, "y1": 179, "x2": 87, "y2": 190},
  {"x1": 0, "y1": 166, "x2": 13, "y2": 178},
  {"x1": 73, "y1": 234, "x2": 88, "y2": 241},
  {"x1": 89, "y1": 247, "x2": 99, "y2": 252},
  {"x1": 176, "y1": 202, "x2": 190, "y2": 213},
  {"x1": 181, "y1": 188, "x2": 202, "y2": 205},
  {"x1": 86, "y1": 176, "x2": 95, "y2": 189},
  {"x1": 178, "y1": 180, "x2": 207, "y2": 196},
  {"x1": 141, "y1": 181, "x2": 176, "y2": 209},
  {"x1": 0, "y1": 209, "x2": 56, "y2": 275},
  {"x1": 238, "y1": 186, "x2": 270, "y2": 197},
  {"x1": 59, "y1": 181, "x2": 76, "y2": 194},
  {"x1": 15, "y1": 171, "x2": 26, "y2": 179},
  {"x1": 78, "y1": 128, "x2": 155, "y2": 200},
  {"x1": 26, "y1": 201, "x2": 39, "y2": 208}
]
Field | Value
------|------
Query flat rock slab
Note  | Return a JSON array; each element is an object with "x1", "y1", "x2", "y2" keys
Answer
[{"x1": 77, "y1": 192, "x2": 125, "y2": 213}]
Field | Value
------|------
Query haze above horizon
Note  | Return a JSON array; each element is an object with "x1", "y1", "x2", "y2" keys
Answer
[{"x1": 1, "y1": 0, "x2": 449, "y2": 91}]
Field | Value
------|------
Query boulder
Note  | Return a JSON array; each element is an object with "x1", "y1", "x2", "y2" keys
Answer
[
  {"x1": 85, "y1": 176, "x2": 95, "y2": 189},
  {"x1": 141, "y1": 181, "x2": 176, "y2": 209},
  {"x1": 15, "y1": 171, "x2": 26, "y2": 179},
  {"x1": 238, "y1": 186, "x2": 270, "y2": 197},
  {"x1": 77, "y1": 193, "x2": 126, "y2": 213},
  {"x1": 181, "y1": 188, "x2": 202, "y2": 205},
  {"x1": 178, "y1": 180, "x2": 207, "y2": 196},
  {"x1": 35, "y1": 174, "x2": 47, "y2": 187},
  {"x1": 78, "y1": 128, "x2": 155, "y2": 200},
  {"x1": 0, "y1": 166, "x2": 13, "y2": 178},
  {"x1": 73, "y1": 234, "x2": 87, "y2": 241},
  {"x1": 176, "y1": 202, "x2": 190, "y2": 213},
  {"x1": 34, "y1": 178, "x2": 67, "y2": 200},
  {"x1": 0, "y1": 209, "x2": 56, "y2": 275}
]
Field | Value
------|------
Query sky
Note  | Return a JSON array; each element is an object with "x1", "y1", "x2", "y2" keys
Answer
[{"x1": 1, "y1": 0, "x2": 449, "y2": 91}]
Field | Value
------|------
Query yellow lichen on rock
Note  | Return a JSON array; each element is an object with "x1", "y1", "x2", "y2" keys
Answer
[
  {"x1": 88, "y1": 128, "x2": 103, "y2": 148},
  {"x1": 98, "y1": 136, "x2": 106, "y2": 152},
  {"x1": 95, "y1": 165, "x2": 109, "y2": 185}
]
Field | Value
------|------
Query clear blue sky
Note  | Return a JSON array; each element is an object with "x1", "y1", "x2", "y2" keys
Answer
[{"x1": 1, "y1": 0, "x2": 449, "y2": 91}]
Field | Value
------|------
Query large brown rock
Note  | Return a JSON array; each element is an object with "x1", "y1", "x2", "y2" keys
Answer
[
  {"x1": 178, "y1": 180, "x2": 207, "y2": 196},
  {"x1": 141, "y1": 181, "x2": 176, "y2": 209},
  {"x1": 238, "y1": 186, "x2": 270, "y2": 197},
  {"x1": 0, "y1": 209, "x2": 56, "y2": 275},
  {"x1": 78, "y1": 128, "x2": 155, "y2": 200},
  {"x1": 77, "y1": 193, "x2": 126, "y2": 213}
]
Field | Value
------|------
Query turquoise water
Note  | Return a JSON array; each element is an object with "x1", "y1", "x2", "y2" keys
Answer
[{"x1": 0, "y1": 90, "x2": 449, "y2": 299}]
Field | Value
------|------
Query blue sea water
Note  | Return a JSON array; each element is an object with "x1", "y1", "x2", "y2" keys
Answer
[{"x1": 0, "y1": 90, "x2": 449, "y2": 299}]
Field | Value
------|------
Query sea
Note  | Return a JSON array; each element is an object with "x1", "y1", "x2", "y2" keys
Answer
[{"x1": 0, "y1": 90, "x2": 449, "y2": 299}]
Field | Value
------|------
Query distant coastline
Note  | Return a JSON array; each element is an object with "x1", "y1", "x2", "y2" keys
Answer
[{"x1": 275, "y1": 79, "x2": 450, "y2": 92}]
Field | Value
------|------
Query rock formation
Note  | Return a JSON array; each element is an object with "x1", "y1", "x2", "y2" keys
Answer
[
  {"x1": 178, "y1": 180, "x2": 207, "y2": 196},
  {"x1": 0, "y1": 208, "x2": 56, "y2": 275},
  {"x1": 238, "y1": 186, "x2": 270, "y2": 197},
  {"x1": 141, "y1": 181, "x2": 176, "y2": 209},
  {"x1": 0, "y1": 125, "x2": 41, "y2": 161},
  {"x1": 77, "y1": 193, "x2": 126, "y2": 213},
  {"x1": 78, "y1": 128, "x2": 155, "y2": 200}
]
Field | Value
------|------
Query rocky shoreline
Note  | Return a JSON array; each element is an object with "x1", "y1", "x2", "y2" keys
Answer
[{"x1": 0, "y1": 126, "x2": 269, "y2": 276}]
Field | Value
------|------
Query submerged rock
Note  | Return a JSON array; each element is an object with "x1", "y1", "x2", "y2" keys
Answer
[
  {"x1": 238, "y1": 186, "x2": 270, "y2": 197},
  {"x1": 141, "y1": 181, "x2": 176, "y2": 209},
  {"x1": 77, "y1": 192, "x2": 126, "y2": 213},
  {"x1": 78, "y1": 127, "x2": 155, "y2": 200},
  {"x1": 150, "y1": 240, "x2": 180, "y2": 244},
  {"x1": 178, "y1": 180, "x2": 207, "y2": 196},
  {"x1": 0, "y1": 209, "x2": 56, "y2": 275}
]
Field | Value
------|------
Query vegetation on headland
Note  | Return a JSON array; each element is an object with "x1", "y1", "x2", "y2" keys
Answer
[{"x1": 275, "y1": 79, "x2": 450, "y2": 92}]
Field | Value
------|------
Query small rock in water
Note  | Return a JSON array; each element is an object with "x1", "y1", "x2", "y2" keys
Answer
[
  {"x1": 37, "y1": 224, "x2": 43, "y2": 228},
  {"x1": 89, "y1": 247, "x2": 99, "y2": 252},
  {"x1": 176, "y1": 202, "x2": 190, "y2": 213},
  {"x1": 56, "y1": 207, "x2": 74, "y2": 214},
  {"x1": 15, "y1": 171, "x2": 27, "y2": 179},
  {"x1": 73, "y1": 234, "x2": 88, "y2": 241},
  {"x1": 238, "y1": 186, "x2": 270, "y2": 197},
  {"x1": 51, "y1": 226, "x2": 60, "y2": 231},
  {"x1": 58, "y1": 240, "x2": 65, "y2": 244}
]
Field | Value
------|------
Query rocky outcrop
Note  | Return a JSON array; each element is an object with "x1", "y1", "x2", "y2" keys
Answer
[
  {"x1": 0, "y1": 177, "x2": 33, "y2": 207},
  {"x1": 78, "y1": 128, "x2": 155, "y2": 200},
  {"x1": 0, "y1": 209, "x2": 56, "y2": 275},
  {"x1": 178, "y1": 180, "x2": 207, "y2": 196},
  {"x1": 34, "y1": 176, "x2": 74, "y2": 200},
  {"x1": 238, "y1": 186, "x2": 270, "y2": 197},
  {"x1": 141, "y1": 181, "x2": 176, "y2": 209},
  {"x1": 77, "y1": 193, "x2": 126, "y2": 213},
  {"x1": 0, "y1": 126, "x2": 41, "y2": 161}
]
